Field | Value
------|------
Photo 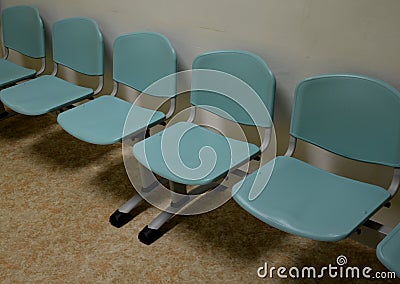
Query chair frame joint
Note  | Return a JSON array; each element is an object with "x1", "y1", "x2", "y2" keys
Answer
[
  {"x1": 284, "y1": 135, "x2": 297, "y2": 157},
  {"x1": 388, "y1": 168, "x2": 400, "y2": 197}
]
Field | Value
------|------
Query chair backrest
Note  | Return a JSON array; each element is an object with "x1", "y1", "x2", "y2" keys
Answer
[
  {"x1": 291, "y1": 74, "x2": 400, "y2": 167},
  {"x1": 52, "y1": 17, "x2": 103, "y2": 76},
  {"x1": 1, "y1": 5, "x2": 45, "y2": 58},
  {"x1": 113, "y1": 32, "x2": 176, "y2": 97},
  {"x1": 191, "y1": 50, "x2": 275, "y2": 127}
]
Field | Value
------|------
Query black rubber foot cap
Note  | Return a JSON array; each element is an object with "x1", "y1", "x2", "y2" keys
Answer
[
  {"x1": 109, "y1": 210, "x2": 134, "y2": 228},
  {"x1": 138, "y1": 226, "x2": 163, "y2": 245}
]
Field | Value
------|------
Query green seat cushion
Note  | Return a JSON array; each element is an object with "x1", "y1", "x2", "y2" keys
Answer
[
  {"x1": 0, "y1": 75, "x2": 93, "y2": 115},
  {"x1": 0, "y1": 59, "x2": 36, "y2": 87},
  {"x1": 133, "y1": 121, "x2": 260, "y2": 185},
  {"x1": 57, "y1": 95, "x2": 165, "y2": 145},
  {"x1": 377, "y1": 223, "x2": 400, "y2": 277},
  {"x1": 233, "y1": 156, "x2": 390, "y2": 241}
]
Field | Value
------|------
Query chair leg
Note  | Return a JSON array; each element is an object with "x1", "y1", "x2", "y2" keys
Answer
[
  {"x1": 138, "y1": 212, "x2": 174, "y2": 245},
  {"x1": 109, "y1": 164, "x2": 159, "y2": 228},
  {"x1": 109, "y1": 194, "x2": 143, "y2": 228},
  {"x1": 138, "y1": 182, "x2": 187, "y2": 245},
  {"x1": 137, "y1": 165, "x2": 251, "y2": 244}
]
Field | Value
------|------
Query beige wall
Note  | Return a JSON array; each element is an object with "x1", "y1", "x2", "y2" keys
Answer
[{"x1": 2, "y1": 0, "x2": 400, "y2": 226}]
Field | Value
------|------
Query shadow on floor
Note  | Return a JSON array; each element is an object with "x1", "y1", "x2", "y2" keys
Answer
[
  {"x1": 28, "y1": 127, "x2": 117, "y2": 169},
  {"x1": 0, "y1": 113, "x2": 55, "y2": 141}
]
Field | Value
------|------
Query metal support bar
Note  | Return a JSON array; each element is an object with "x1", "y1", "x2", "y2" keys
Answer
[
  {"x1": 260, "y1": 128, "x2": 272, "y2": 152},
  {"x1": 122, "y1": 130, "x2": 146, "y2": 142},
  {"x1": 147, "y1": 181, "x2": 226, "y2": 230},
  {"x1": 118, "y1": 194, "x2": 144, "y2": 213},
  {"x1": 50, "y1": 62, "x2": 58, "y2": 76},
  {"x1": 139, "y1": 164, "x2": 156, "y2": 190},
  {"x1": 165, "y1": 97, "x2": 176, "y2": 119},
  {"x1": 93, "y1": 75, "x2": 104, "y2": 95},
  {"x1": 363, "y1": 219, "x2": 393, "y2": 236},
  {"x1": 231, "y1": 168, "x2": 248, "y2": 178},
  {"x1": 284, "y1": 136, "x2": 297, "y2": 157},
  {"x1": 141, "y1": 179, "x2": 165, "y2": 193},
  {"x1": 169, "y1": 181, "x2": 187, "y2": 194},
  {"x1": 188, "y1": 182, "x2": 226, "y2": 195},
  {"x1": 169, "y1": 181, "x2": 188, "y2": 208},
  {"x1": 148, "y1": 211, "x2": 175, "y2": 230},
  {"x1": 110, "y1": 81, "x2": 118, "y2": 97},
  {"x1": 187, "y1": 107, "x2": 196, "y2": 123},
  {"x1": 3, "y1": 47, "x2": 9, "y2": 59},
  {"x1": 36, "y1": 58, "x2": 46, "y2": 75},
  {"x1": 388, "y1": 168, "x2": 400, "y2": 197}
]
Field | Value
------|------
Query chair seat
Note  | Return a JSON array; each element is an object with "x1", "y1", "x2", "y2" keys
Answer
[
  {"x1": 0, "y1": 59, "x2": 36, "y2": 87},
  {"x1": 233, "y1": 156, "x2": 390, "y2": 241},
  {"x1": 0, "y1": 75, "x2": 93, "y2": 115},
  {"x1": 57, "y1": 95, "x2": 165, "y2": 145},
  {"x1": 377, "y1": 223, "x2": 400, "y2": 277},
  {"x1": 133, "y1": 121, "x2": 260, "y2": 185}
]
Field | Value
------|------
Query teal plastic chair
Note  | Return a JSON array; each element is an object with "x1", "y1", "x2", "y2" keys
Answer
[
  {"x1": 0, "y1": 5, "x2": 46, "y2": 118},
  {"x1": 233, "y1": 74, "x2": 400, "y2": 243},
  {"x1": 132, "y1": 50, "x2": 275, "y2": 244},
  {"x1": 377, "y1": 223, "x2": 400, "y2": 277},
  {"x1": 0, "y1": 17, "x2": 103, "y2": 116},
  {"x1": 58, "y1": 32, "x2": 176, "y2": 145},
  {"x1": 57, "y1": 32, "x2": 177, "y2": 227}
]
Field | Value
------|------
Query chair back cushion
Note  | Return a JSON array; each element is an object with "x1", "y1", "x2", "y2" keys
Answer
[
  {"x1": 291, "y1": 74, "x2": 400, "y2": 167},
  {"x1": 113, "y1": 32, "x2": 176, "y2": 97},
  {"x1": 2, "y1": 5, "x2": 45, "y2": 58},
  {"x1": 191, "y1": 50, "x2": 275, "y2": 127},
  {"x1": 52, "y1": 17, "x2": 103, "y2": 75}
]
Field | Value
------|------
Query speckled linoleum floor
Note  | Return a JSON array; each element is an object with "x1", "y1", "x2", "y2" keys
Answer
[{"x1": 0, "y1": 113, "x2": 395, "y2": 283}]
